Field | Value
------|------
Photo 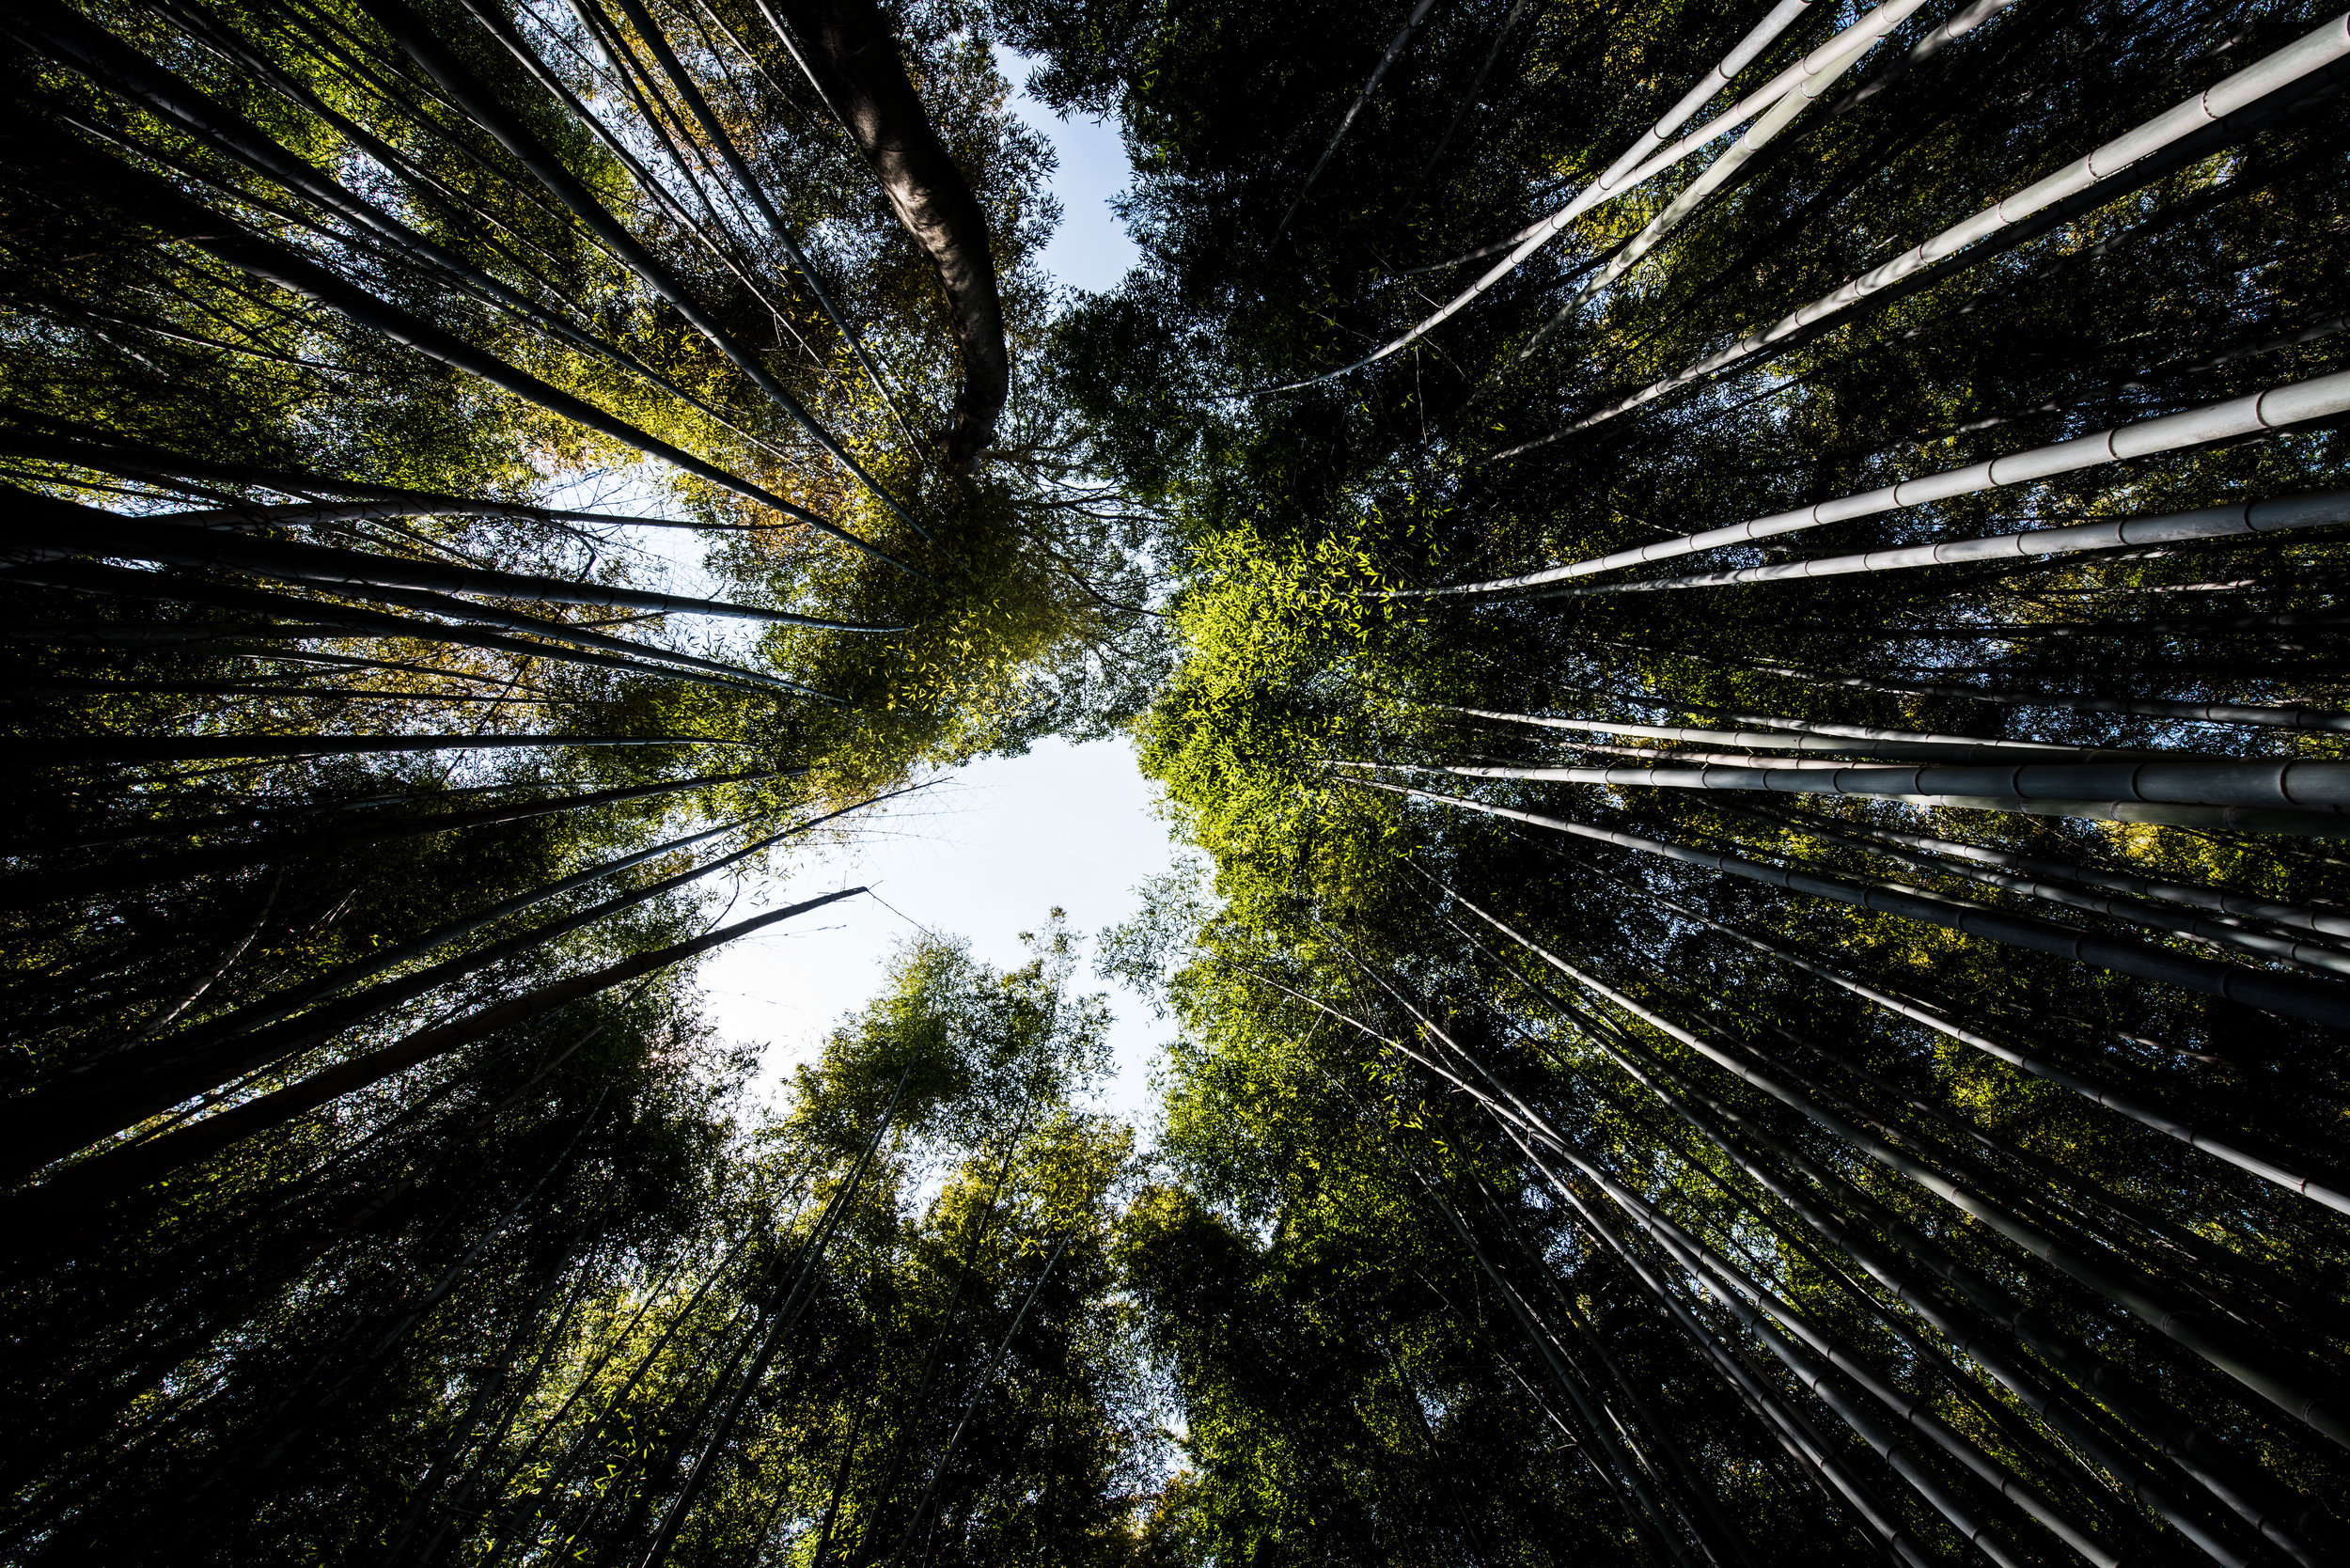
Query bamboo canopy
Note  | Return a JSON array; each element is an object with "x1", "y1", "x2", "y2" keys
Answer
[{"x1": 6, "y1": 0, "x2": 2349, "y2": 1564}]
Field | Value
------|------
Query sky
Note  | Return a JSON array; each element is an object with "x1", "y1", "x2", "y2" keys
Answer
[
  {"x1": 692, "y1": 55, "x2": 1168, "y2": 1130},
  {"x1": 996, "y1": 46, "x2": 1142, "y2": 295}
]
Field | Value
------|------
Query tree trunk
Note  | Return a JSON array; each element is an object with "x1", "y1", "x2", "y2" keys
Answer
[{"x1": 774, "y1": 0, "x2": 1008, "y2": 464}]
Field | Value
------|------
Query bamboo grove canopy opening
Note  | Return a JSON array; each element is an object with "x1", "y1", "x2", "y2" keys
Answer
[{"x1": 4, "y1": 0, "x2": 2350, "y2": 1565}]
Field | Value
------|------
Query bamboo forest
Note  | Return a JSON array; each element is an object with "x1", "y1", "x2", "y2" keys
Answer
[{"x1": 8, "y1": 0, "x2": 2350, "y2": 1561}]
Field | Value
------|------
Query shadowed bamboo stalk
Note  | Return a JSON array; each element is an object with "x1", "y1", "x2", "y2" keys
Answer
[
  {"x1": 1516, "y1": 983, "x2": 2281, "y2": 1568},
  {"x1": 1468, "y1": 1170, "x2": 1766, "y2": 1568},
  {"x1": 1353, "y1": 754, "x2": 2350, "y2": 832},
  {"x1": 0, "y1": 419, "x2": 642, "y2": 527},
  {"x1": 1506, "y1": 738, "x2": 1901, "y2": 770},
  {"x1": 1271, "y1": 0, "x2": 1857, "y2": 389},
  {"x1": 1343, "y1": 775, "x2": 2350, "y2": 1027},
  {"x1": 560, "y1": 0, "x2": 929, "y2": 498},
  {"x1": 1528, "y1": 1152, "x2": 1932, "y2": 1564},
  {"x1": 1397, "y1": 0, "x2": 1543, "y2": 207},
  {"x1": 4, "y1": 678, "x2": 556, "y2": 705},
  {"x1": 1718, "y1": 801, "x2": 2350, "y2": 978},
  {"x1": 879, "y1": 1225, "x2": 1082, "y2": 1568},
  {"x1": 1563, "y1": 876, "x2": 2350, "y2": 1216},
  {"x1": 4, "y1": 558, "x2": 822, "y2": 697},
  {"x1": 44, "y1": 734, "x2": 728, "y2": 765},
  {"x1": 1267, "y1": 0, "x2": 1443, "y2": 251},
  {"x1": 16, "y1": 889, "x2": 867, "y2": 1217},
  {"x1": 5, "y1": 811, "x2": 861, "y2": 1178},
  {"x1": 1543, "y1": 959, "x2": 2335, "y2": 1563},
  {"x1": 1359, "y1": 958, "x2": 2113, "y2": 1568},
  {"x1": 0, "y1": 768, "x2": 791, "y2": 909},
  {"x1": 0, "y1": 99, "x2": 901, "y2": 563},
  {"x1": 1730, "y1": 658, "x2": 2350, "y2": 736},
  {"x1": 1883, "y1": 606, "x2": 2350, "y2": 639},
  {"x1": 1746, "y1": 795, "x2": 2350, "y2": 937},
  {"x1": 1395, "y1": 1148, "x2": 1710, "y2": 1568},
  {"x1": 153, "y1": 788, "x2": 917, "y2": 1058},
  {"x1": 380, "y1": 1240, "x2": 597, "y2": 1565},
  {"x1": 1439, "y1": 703, "x2": 2178, "y2": 761},
  {"x1": 1504, "y1": 1025, "x2": 2275, "y2": 1568},
  {"x1": 1422, "y1": 880, "x2": 2350, "y2": 1449},
  {"x1": 346, "y1": 0, "x2": 925, "y2": 541},
  {"x1": 1559, "y1": 684, "x2": 2222, "y2": 751},
  {"x1": 8, "y1": 0, "x2": 834, "y2": 488},
  {"x1": 1388, "y1": 1012, "x2": 2038, "y2": 1568},
  {"x1": 7, "y1": 492, "x2": 901, "y2": 630},
  {"x1": 637, "y1": 1060, "x2": 914, "y2": 1568},
  {"x1": 484, "y1": 1232, "x2": 761, "y2": 1568},
  {"x1": 147, "y1": 499, "x2": 700, "y2": 532}
]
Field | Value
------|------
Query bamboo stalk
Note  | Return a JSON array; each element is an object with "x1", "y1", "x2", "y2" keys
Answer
[
  {"x1": 1269, "y1": 0, "x2": 1857, "y2": 390},
  {"x1": 1440, "y1": 704, "x2": 2178, "y2": 762},
  {"x1": 1347, "y1": 775, "x2": 2350, "y2": 1030},
  {"x1": 47, "y1": 734, "x2": 723, "y2": 765},
  {"x1": 10, "y1": 491, "x2": 899, "y2": 630},
  {"x1": 637, "y1": 1060, "x2": 913, "y2": 1568},
  {"x1": 1722, "y1": 801, "x2": 2350, "y2": 979},
  {"x1": 1555, "y1": 493, "x2": 2350, "y2": 597},
  {"x1": 1370, "y1": 966, "x2": 2105, "y2": 1568},
  {"x1": 1410, "y1": 1043, "x2": 2021, "y2": 1568},
  {"x1": 1553, "y1": 971, "x2": 2331, "y2": 1566},
  {"x1": 1546, "y1": 998, "x2": 2272, "y2": 1568},
  {"x1": 16, "y1": 889, "x2": 866, "y2": 1216},
  {"x1": 1731, "y1": 657, "x2": 2350, "y2": 737},
  {"x1": 1409, "y1": 1168, "x2": 1715, "y2": 1568},
  {"x1": 1408, "y1": 365, "x2": 2350, "y2": 596},
  {"x1": 1364, "y1": 754, "x2": 2350, "y2": 828},
  {"x1": 161, "y1": 787, "x2": 913, "y2": 1058},
  {"x1": 1397, "y1": 0, "x2": 1543, "y2": 208},
  {"x1": 2, "y1": 557, "x2": 811, "y2": 698},
  {"x1": 6, "y1": 818, "x2": 844, "y2": 1177},
  {"x1": 1512, "y1": 13, "x2": 2350, "y2": 448},
  {"x1": 1574, "y1": 876, "x2": 2350, "y2": 1218},
  {"x1": 349, "y1": 0, "x2": 927, "y2": 546},
  {"x1": 3, "y1": 98, "x2": 899, "y2": 566},
  {"x1": 10, "y1": 0, "x2": 822, "y2": 487},
  {"x1": 1426, "y1": 879, "x2": 2350, "y2": 1448},
  {"x1": 0, "y1": 768, "x2": 788, "y2": 910},
  {"x1": 1268, "y1": 0, "x2": 1443, "y2": 251}
]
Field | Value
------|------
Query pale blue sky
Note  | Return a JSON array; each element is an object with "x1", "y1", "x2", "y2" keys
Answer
[
  {"x1": 695, "y1": 60, "x2": 1170, "y2": 1128},
  {"x1": 996, "y1": 46, "x2": 1142, "y2": 295}
]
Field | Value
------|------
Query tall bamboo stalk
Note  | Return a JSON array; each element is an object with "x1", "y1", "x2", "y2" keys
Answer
[
  {"x1": 17, "y1": 890, "x2": 867, "y2": 1218},
  {"x1": 1409, "y1": 365, "x2": 2350, "y2": 596}
]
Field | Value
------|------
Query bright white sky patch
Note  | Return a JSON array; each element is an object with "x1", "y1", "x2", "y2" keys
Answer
[{"x1": 703, "y1": 738, "x2": 1180, "y2": 1131}]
